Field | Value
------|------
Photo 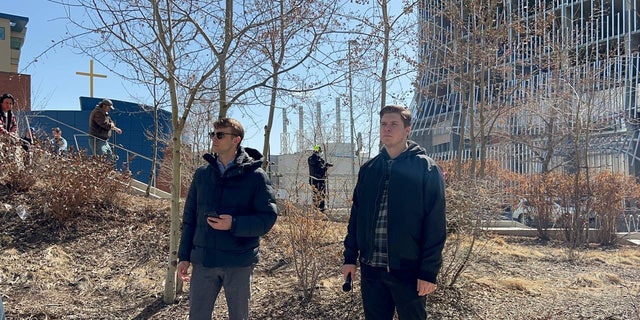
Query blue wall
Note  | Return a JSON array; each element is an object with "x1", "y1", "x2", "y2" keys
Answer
[{"x1": 27, "y1": 96, "x2": 172, "y2": 185}]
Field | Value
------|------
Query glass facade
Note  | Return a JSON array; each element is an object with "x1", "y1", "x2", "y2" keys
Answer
[{"x1": 412, "y1": 0, "x2": 640, "y2": 175}]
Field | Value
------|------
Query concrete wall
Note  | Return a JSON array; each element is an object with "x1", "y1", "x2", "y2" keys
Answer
[{"x1": 271, "y1": 142, "x2": 364, "y2": 209}]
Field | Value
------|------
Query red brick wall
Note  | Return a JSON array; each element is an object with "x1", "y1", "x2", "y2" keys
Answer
[{"x1": 0, "y1": 72, "x2": 31, "y2": 111}]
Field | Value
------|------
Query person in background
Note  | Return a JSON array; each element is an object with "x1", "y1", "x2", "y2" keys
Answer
[
  {"x1": 50, "y1": 127, "x2": 68, "y2": 155},
  {"x1": 0, "y1": 93, "x2": 18, "y2": 137},
  {"x1": 342, "y1": 105, "x2": 447, "y2": 320},
  {"x1": 177, "y1": 117, "x2": 278, "y2": 320},
  {"x1": 307, "y1": 145, "x2": 333, "y2": 211},
  {"x1": 21, "y1": 127, "x2": 38, "y2": 152},
  {"x1": 88, "y1": 99, "x2": 122, "y2": 160}
]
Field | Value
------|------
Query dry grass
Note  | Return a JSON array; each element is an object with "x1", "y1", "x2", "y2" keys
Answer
[
  {"x1": 585, "y1": 248, "x2": 640, "y2": 266},
  {"x1": 473, "y1": 276, "x2": 544, "y2": 295},
  {"x1": 482, "y1": 236, "x2": 552, "y2": 261},
  {"x1": 2, "y1": 190, "x2": 640, "y2": 320}
]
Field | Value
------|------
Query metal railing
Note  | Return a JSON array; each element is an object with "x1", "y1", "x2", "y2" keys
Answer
[{"x1": 27, "y1": 114, "x2": 159, "y2": 190}]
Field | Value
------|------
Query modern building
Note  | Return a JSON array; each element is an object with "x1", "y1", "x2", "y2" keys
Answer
[
  {"x1": 0, "y1": 12, "x2": 30, "y2": 110},
  {"x1": 411, "y1": 0, "x2": 640, "y2": 176}
]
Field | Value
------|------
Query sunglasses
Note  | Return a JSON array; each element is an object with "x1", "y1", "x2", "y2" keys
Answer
[{"x1": 209, "y1": 131, "x2": 238, "y2": 139}]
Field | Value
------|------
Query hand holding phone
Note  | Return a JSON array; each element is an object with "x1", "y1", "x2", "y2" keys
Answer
[{"x1": 207, "y1": 211, "x2": 219, "y2": 218}]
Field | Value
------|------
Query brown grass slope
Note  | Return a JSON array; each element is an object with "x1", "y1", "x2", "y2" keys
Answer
[{"x1": 0, "y1": 150, "x2": 638, "y2": 319}]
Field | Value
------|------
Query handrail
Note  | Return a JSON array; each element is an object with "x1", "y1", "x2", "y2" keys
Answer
[
  {"x1": 27, "y1": 114, "x2": 153, "y2": 161},
  {"x1": 73, "y1": 133, "x2": 154, "y2": 163},
  {"x1": 27, "y1": 114, "x2": 90, "y2": 138},
  {"x1": 27, "y1": 114, "x2": 159, "y2": 189}
]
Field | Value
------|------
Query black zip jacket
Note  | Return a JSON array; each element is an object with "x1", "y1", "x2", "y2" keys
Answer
[
  {"x1": 343, "y1": 141, "x2": 446, "y2": 283},
  {"x1": 178, "y1": 146, "x2": 278, "y2": 267}
]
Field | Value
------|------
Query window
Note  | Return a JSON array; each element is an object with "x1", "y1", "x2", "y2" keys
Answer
[
  {"x1": 0, "y1": 27, "x2": 5, "y2": 40},
  {"x1": 10, "y1": 37, "x2": 21, "y2": 50}
]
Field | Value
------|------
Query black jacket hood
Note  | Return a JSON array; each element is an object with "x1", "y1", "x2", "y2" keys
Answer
[
  {"x1": 380, "y1": 140, "x2": 427, "y2": 161},
  {"x1": 203, "y1": 146, "x2": 265, "y2": 176}
]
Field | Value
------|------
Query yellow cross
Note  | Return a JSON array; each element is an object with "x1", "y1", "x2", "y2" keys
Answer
[{"x1": 75, "y1": 60, "x2": 107, "y2": 97}]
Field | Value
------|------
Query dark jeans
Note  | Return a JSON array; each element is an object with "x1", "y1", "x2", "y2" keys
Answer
[
  {"x1": 309, "y1": 178, "x2": 326, "y2": 210},
  {"x1": 360, "y1": 264, "x2": 427, "y2": 320}
]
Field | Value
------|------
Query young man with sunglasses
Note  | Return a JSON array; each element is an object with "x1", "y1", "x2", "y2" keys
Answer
[
  {"x1": 177, "y1": 118, "x2": 278, "y2": 320},
  {"x1": 342, "y1": 105, "x2": 446, "y2": 319}
]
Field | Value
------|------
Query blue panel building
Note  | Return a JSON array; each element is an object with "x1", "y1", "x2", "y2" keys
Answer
[{"x1": 27, "y1": 96, "x2": 172, "y2": 186}]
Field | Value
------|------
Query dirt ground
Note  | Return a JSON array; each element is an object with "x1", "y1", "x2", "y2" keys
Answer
[{"x1": 1, "y1": 194, "x2": 639, "y2": 320}]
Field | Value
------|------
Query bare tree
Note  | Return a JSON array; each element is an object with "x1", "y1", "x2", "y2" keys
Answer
[
  {"x1": 244, "y1": 0, "x2": 338, "y2": 168},
  {"x1": 415, "y1": 0, "x2": 528, "y2": 179},
  {"x1": 61, "y1": 0, "x2": 345, "y2": 303},
  {"x1": 336, "y1": 1, "x2": 419, "y2": 159}
]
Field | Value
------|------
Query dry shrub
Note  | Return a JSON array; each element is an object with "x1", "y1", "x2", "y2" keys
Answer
[
  {"x1": 279, "y1": 199, "x2": 334, "y2": 301},
  {"x1": 591, "y1": 172, "x2": 640, "y2": 245},
  {"x1": 0, "y1": 144, "x2": 130, "y2": 223},
  {"x1": 0, "y1": 140, "x2": 34, "y2": 192},
  {"x1": 7, "y1": 167, "x2": 37, "y2": 193},
  {"x1": 31, "y1": 152, "x2": 129, "y2": 222},
  {"x1": 518, "y1": 173, "x2": 566, "y2": 239},
  {"x1": 519, "y1": 171, "x2": 640, "y2": 246},
  {"x1": 438, "y1": 160, "x2": 515, "y2": 289}
]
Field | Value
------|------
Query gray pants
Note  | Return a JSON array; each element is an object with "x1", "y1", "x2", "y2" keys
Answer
[
  {"x1": 0, "y1": 293, "x2": 5, "y2": 320},
  {"x1": 189, "y1": 264, "x2": 253, "y2": 320}
]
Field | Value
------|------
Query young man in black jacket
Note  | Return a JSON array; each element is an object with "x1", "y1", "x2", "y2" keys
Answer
[
  {"x1": 177, "y1": 118, "x2": 278, "y2": 320},
  {"x1": 342, "y1": 105, "x2": 446, "y2": 320}
]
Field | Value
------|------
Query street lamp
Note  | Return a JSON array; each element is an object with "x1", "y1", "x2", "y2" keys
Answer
[{"x1": 348, "y1": 39, "x2": 358, "y2": 185}]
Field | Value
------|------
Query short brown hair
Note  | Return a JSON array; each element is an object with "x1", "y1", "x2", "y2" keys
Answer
[
  {"x1": 380, "y1": 105, "x2": 411, "y2": 128},
  {"x1": 213, "y1": 117, "x2": 245, "y2": 140}
]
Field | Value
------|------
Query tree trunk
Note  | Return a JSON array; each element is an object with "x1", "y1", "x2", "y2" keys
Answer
[{"x1": 163, "y1": 133, "x2": 181, "y2": 303}]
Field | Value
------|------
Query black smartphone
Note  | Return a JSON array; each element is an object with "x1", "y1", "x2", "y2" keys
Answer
[{"x1": 206, "y1": 211, "x2": 219, "y2": 218}]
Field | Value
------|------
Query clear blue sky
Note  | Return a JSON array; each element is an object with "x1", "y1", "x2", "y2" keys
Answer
[
  {"x1": 3, "y1": 2, "x2": 302, "y2": 154},
  {"x1": 4, "y1": 3, "x2": 139, "y2": 110},
  {"x1": 4, "y1": 2, "x2": 416, "y2": 156}
]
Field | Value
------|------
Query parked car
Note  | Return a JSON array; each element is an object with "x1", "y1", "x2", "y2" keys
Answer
[{"x1": 510, "y1": 199, "x2": 574, "y2": 228}]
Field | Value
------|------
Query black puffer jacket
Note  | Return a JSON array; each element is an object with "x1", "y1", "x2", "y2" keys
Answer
[
  {"x1": 343, "y1": 141, "x2": 446, "y2": 283},
  {"x1": 178, "y1": 146, "x2": 278, "y2": 267},
  {"x1": 308, "y1": 152, "x2": 329, "y2": 179}
]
